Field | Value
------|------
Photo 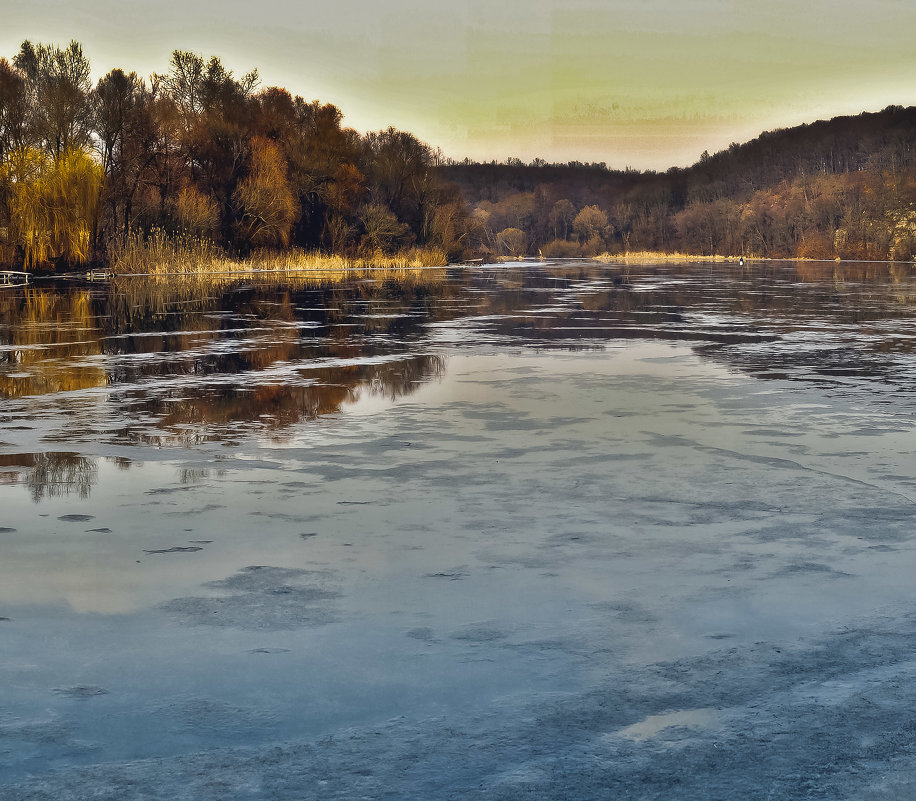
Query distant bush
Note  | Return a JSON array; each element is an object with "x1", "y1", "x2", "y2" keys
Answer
[
  {"x1": 496, "y1": 227, "x2": 527, "y2": 257},
  {"x1": 541, "y1": 239, "x2": 583, "y2": 258}
]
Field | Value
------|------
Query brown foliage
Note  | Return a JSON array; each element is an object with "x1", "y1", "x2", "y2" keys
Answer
[
  {"x1": 497, "y1": 227, "x2": 527, "y2": 257},
  {"x1": 0, "y1": 58, "x2": 27, "y2": 157}
]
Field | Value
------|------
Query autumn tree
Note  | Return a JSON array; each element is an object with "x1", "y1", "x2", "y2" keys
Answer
[
  {"x1": 466, "y1": 207, "x2": 496, "y2": 254},
  {"x1": 428, "y1": 198, "x2": 469, "y2": 260},
  {"x1": 92, "y1": 68, "x2": 146, "y2": 253},
  {"x1": 161, "y1": 50, "x2": 260, "y2": 240},
  {"x1": 162, "y1": 50, "x2": 257, "y2": 132},
  {"x1": 497, "y1": 226, "x2": 527, "y2": 257},
  {"x1": 322, "y1": 162, "x2": 365, "y2": 252},
  {"x1": 359, "y1": 202, "x2": 409, "y2": 253},
  {"x1": 233, "y1": 136, "x2": 296, "y2": 247},
  {"x1": 363, "y1": 127, "x2": 434, "y2": 239},
  {"x1": 174, "y1": 185, "x2": 219, "y2": 237},
  {"x1": 288, "y1": 100, "x2": 355, "y2": 246},
  {"x1": 90, "y1": 70, "x2": 183, "y2": 244},
  {"x1": 1, "y1": 146, "x2": 102, "y2": 268},
  {"x1": 93, "y1": 68, "x2": 143, "y2": 179},
  {"x1": 573, "y1": 204, "x2": 611, "y2": 253},
  {"x1": 0, "y1": 58, "x2": 28, "y2": 263}
]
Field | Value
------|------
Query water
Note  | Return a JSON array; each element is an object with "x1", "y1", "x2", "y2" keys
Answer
[{"x1": 2, "y1": 260, "x2": 916, "y2": 799}]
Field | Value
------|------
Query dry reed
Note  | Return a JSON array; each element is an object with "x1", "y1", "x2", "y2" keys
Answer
[
  {"x1": 107, "y1": 230, "x2": 449, "y2": 314},
  {"x1": 595, "y1": 251, "x2": 739, "y2": 263},
  {"x1": 110, "y1": 228, "x2": 448, "y2": 279}
]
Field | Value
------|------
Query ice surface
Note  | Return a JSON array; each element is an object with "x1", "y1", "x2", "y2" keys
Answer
[
  {"x1": 161, "y1": 566, "x2": 340, "y2": 630},
  {"x1": 3, "y1": 261, "x2": 916, "y2": 798}
]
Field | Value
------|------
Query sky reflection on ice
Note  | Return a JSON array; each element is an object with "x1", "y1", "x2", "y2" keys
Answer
[{"x1": 3, "y1": 261, "x2": 916, "y2": 796}]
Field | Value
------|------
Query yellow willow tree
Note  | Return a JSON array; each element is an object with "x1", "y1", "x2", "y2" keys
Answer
[
  {"x1": 1, "y1": 146, "x2": 102, "y2": 268},
  {"x1": 234, "y1": 136, "x2": 297, "y2": 249}
]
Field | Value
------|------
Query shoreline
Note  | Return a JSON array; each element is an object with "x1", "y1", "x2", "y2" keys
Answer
[{"x1": 12, "y1": 252, "x2": 916, "y2": 282}]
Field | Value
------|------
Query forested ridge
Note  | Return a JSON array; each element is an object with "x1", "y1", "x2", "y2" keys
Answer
[
  {"x1": 440, "y1": 106, "x2": 916, "y2": 261},
  {"x1": 1, "y1": 38, "x2": 915, "y2": 270}
]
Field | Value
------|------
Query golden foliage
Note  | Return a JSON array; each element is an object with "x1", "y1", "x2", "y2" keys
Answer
[
  {"x1": 496, "y1": 227, "x2": 527, "y2": 257},
  {"x1": 111, "y1": 225, "x2": 447, "y2": 278},
  {"x1": 109, "y1": 226, "x2": 224, "y2": 273},
  {"x1": 173, "y1": 185, "x2": 219, "y2": 237},
  {"x1": 0, "y1": 146, "x2": 102, "y2": 268},
  {"x1": 595, "y1": 250, "x2": 734, "y2": 262},
  {"x1": 359, "y1": 203, "x2": 409, "y2": 253},
  {"x1": 233, "y1": 136, "x2": 297, "y2": 247}
]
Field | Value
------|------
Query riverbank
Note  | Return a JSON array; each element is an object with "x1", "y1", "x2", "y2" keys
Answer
[{"x1": 595, "y1": 250, "x2": 916, "y2": 264}]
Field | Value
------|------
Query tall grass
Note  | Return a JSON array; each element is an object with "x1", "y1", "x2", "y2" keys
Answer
[
  {"x1": 595, "y1": 250, "x2": 738, "y2": 262},
  {"x1": 106, "y1": 230, "x2": 449, "y2": 315},
  {"x1": 246, "y1": 246, "x2": 448, "y2": 275},
  {"x1": 108, "y1": 227, "x2": 227, "y2": 274},
  {"x1": 110, "y1": 227, "x2": 448, "y2": 279}
]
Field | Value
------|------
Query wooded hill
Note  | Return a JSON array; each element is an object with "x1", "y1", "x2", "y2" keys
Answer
[{"x1": 437, "y1": 106, "x2": 916, "y2": 260}]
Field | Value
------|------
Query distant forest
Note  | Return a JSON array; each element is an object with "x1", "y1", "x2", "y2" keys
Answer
[
  {"x1": 439, "y1": 106, "x2": 916, "y2": 261},
  {"x1": 2, "y1": 39, "x2": 916, "y2": 270}
]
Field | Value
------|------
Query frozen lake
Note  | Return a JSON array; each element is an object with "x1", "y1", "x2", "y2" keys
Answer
[{"x1": 3, "y1": 259, "x2": 916, "y2": 799}]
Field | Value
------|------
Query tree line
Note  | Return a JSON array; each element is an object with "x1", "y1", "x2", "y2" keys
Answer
[
  {"x1": 2, "y1": 39, "x2": 916, "y2": 269},
  {"x1": 0, "y1": 40, "x2": 469, "y2": 270},
  {"x1": 439, "y1": 106, "x2": 916, "y2": 260}
]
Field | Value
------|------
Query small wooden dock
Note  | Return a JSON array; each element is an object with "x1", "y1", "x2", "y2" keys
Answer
[
  {"x1": 85, "y1": 270, "x2": 115, "y2": 281},
  {"x1": 0, "y1": 271, "x2": 29, "y2": 287}
]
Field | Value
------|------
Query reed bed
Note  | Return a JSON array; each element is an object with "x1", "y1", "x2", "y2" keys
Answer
[
  {"x1": 595, "y1": 250, "x2": 739, "y2": 262},
  {"x1": 247, "y1": 246, "x2": 449, "y2": 274},
  {"x1": 110, "y1": 228, "x2": 448, "y2": 281},
  {"x1": 109, "y1": 228, "x2": 226, "y2": 274},
  {"x1": 106, "y1": 230, "x2": 449, "y2": 317}
]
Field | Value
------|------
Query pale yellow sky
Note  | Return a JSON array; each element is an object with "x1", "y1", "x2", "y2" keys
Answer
[{"x1": 2, "y1": 0, "x2": 915, "y2": 169}]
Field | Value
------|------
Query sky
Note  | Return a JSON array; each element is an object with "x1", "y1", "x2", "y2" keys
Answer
[{"x1": 2, "y1": 0, "x2": 916, "y2": 170}]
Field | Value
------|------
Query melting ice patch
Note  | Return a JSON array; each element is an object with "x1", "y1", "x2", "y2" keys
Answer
[
  {"x1": 160, "y1": 565, "x2": 340, "y2": 630},
  {"x1": 613, "y1": 707, "x2": 722, "y2": 742}
]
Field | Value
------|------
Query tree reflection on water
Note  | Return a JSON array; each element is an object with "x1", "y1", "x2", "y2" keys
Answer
[
  {"x1": 114, "y1": 354, "x2": 447, "y2": 446},
  {"x1": 3, "y1": 261, "x2": 916, "y2": 497},
  {"x1": 0, "y1": 289, "x2": 108, "y2": 396},
  {"x1": 0, "y1": 274, "x2": 455, "y2": 446},
  {"x1": 3, "y1": 261, "x2": 916, "y2": 441},
  {"x1": 0, "y1": 452, "x2": 98, "y2": 502}
]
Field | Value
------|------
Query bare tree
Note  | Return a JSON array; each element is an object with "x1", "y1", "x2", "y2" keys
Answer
[
  {"x1": 14, "y1": 40, "x2": 92, "y2": 157},
  {"x1": 549, "y1": 198, "x2": 576, "y2": 240}
]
